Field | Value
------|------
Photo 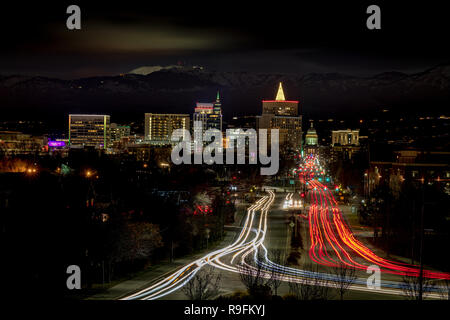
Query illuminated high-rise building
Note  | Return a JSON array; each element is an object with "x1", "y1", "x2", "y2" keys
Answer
[
  {"x1": 193, "y1": 103, "x2": 214, "y2": 132},
  {"x1": 211, "y1": 91, "x2": 222, "y2": 132},
  {"x1": 110, "y1": 123, "x2": 131, "y2": 142},
  {"x1": 257, "y1": 82, "x2": 302, "y2": 153},
  {"x1": 68, "y1": 114, "x2": 110, "y2": 149},
  {"x1": 192, "y1": 93, "x2": 223, "y2": 153},
  {"x1": 262, "y1": 83, "x2": 298, "y2": 116},
  {"x1": 144, "y1": 113, "x2": 190, "y2": 145},
  {"x1": 193, "y1": 91, "x2": 222, "y2": 132}
]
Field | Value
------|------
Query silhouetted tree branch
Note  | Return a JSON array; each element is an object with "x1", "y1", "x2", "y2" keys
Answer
[
  {"x1": 182, "y1": 266, "x2": 222, "y2": 300},
  {"x1": 330, "y1": 262, "x2": 357, "y2": 300}
]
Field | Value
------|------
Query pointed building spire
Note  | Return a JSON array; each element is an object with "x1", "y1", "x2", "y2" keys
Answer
[
  {"x1": 275, "y1": 82, "x2": 286, "y2": 101},
  {"x1": 216, "y1": 90, "x2": 220, "y2": 102}
]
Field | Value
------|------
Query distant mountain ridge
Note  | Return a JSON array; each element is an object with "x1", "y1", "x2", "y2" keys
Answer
[{"x1": 1, "y1": 64, "x2": 449, "y2": 123}]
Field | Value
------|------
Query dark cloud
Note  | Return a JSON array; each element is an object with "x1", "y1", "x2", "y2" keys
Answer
[{"x1": 0, "y1": 1, "x2": 449, "y2": 78}]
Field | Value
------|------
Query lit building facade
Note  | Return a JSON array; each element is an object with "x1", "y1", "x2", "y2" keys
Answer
[
  {"x1": 262, "y1": 83, "x2": 298, "y2": 116},
  {"x1": 193, "y1": 103, "x2": 214, "y2": 132},
  {"x1": 144, "y1": 113, "x2": 190, "y2": 145},
  {"x1": 192, "y1": 92, "x2": 223, "y2": 154},
  {"x1": 225, "y1": 116, "x2": 258, "y2": 163},
  {"x1": 331, "y1": 129, "x2": 360, "y2": 161},
  {"x1": 193, "y1": 91, "x2": 222, "y2": 132},
  {"x1": 331, "y1": 129, "x2": 359, "y2": 146},
  {"x1": 367, "y1": 150, "x2": 450, "y2": 198},
  {"x1": 211, "y1": 91, "x2": 223, "y2": 132},
  {"x1": 110, "y1": 123, "x2": 131, "y2": 142},
  {"x1": 68, "y1": 114, "x2": 110, "y2": 149},
  {"x1": 257, "y1": 82, "x2": 302, "y2": 154},
  {"x1": 227, "y1": 115, "x2": 258, "y2": 130},
  {"x1": 0, "y1": 131, "x2": 46, "y2": 155}
]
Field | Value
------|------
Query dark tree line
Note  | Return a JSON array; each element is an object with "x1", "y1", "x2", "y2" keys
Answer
[{"x1": 0, "y1": 151, "x2": 237, "y2": 299}]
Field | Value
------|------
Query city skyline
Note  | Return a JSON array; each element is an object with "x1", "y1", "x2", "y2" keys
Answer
[{"x1": 1, "y1": 1, "x2": 449, "y2": 311}]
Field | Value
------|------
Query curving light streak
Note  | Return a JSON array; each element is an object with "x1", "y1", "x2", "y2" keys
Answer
[
  {"x1": 122, "y1": 162, "x2": 449, "y2": 300},
  {"x1": 122, "y1": 193, "x2": 273, "y2": 300},
  {"x1": 303, "y1": 156, "x2": 450, "y2": 280}
]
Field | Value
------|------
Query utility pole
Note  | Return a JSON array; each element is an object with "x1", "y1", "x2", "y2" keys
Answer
[
  {"x1": 411, "y1": 199, "x2": 415, "y2": 265},
  {"x1": 368, "y1": 142, "x2": 371, "y2": 198},
  {"x1": 418, "y1": 179, "x2": 425, "y2": 301}
]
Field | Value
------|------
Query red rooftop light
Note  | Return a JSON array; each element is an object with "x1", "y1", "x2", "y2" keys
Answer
[{"x1": 262, "y1": 100, "x2": 299, "y2": 103}]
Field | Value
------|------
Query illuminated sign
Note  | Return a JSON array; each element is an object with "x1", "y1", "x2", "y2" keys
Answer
[
  {"x1": 196, "y1": 102, "x2": 214, "y2": 109},
  {"x1": 48, "y1": 141, "x2": 66, "y2": 147}
]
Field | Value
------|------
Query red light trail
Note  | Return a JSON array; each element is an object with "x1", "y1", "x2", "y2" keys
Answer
[{"x1": 303, "y1": 157, "x2": 450, "y2": 280}]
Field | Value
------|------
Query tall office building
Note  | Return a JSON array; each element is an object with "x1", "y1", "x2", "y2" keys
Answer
[
  {"x1": 110, "y1": 123, "x2": 131, "y2": 142},
  {"x1": 144, "y1": 113, "x2": 190, "y2": 145},
  {"x1": 193, "y1": 91, "x2": 222, "y2": 132},
  {"x1": 192, "y1": 92, "x2": 223, "y2": 154},
  {"x1": 257, "y1": 83, "x2": 302, "y2": 154},
  {"x1": 68, "y1": 114, "x2": 110, "y2": 149},
  {"x1": 211, "y1": 91, "x2": 222, "y2": 132},
  {"x1": 193, "y1": 103, "x2": 214, "y2": 132},
  {"x1": 262, "y1": 83, "x2": 298, "y2": 116}
]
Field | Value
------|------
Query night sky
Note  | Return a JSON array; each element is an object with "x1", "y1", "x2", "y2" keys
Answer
[{"x1": 1, "y1": 1, "x2": 449, "y2": 79}]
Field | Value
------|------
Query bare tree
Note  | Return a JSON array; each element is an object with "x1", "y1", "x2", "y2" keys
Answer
[
  {"x1": 287, "y1": 263, "x2": 331, "y2": 300},
  {"x1": 268, "y1": 249, "x2": 286, "y2": 296},
  {"x1": 287, "y1": 275, "x2": 302, "y2": 300},
  {"x1": 401, "y1": 275, "x2": 435, "y2": 300},
  {"x1": 330, "y1": 262, "x2": 357, "y2": 300},
  {"x1": 115, "y1": 222, "x2": 163, "y2": 263},
  {"x1": 182, "y1": 266, "x2": 222, "y2": 300},
  {"x1": 238, "y1": 251, "x2": 272, "y2": 298}
]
